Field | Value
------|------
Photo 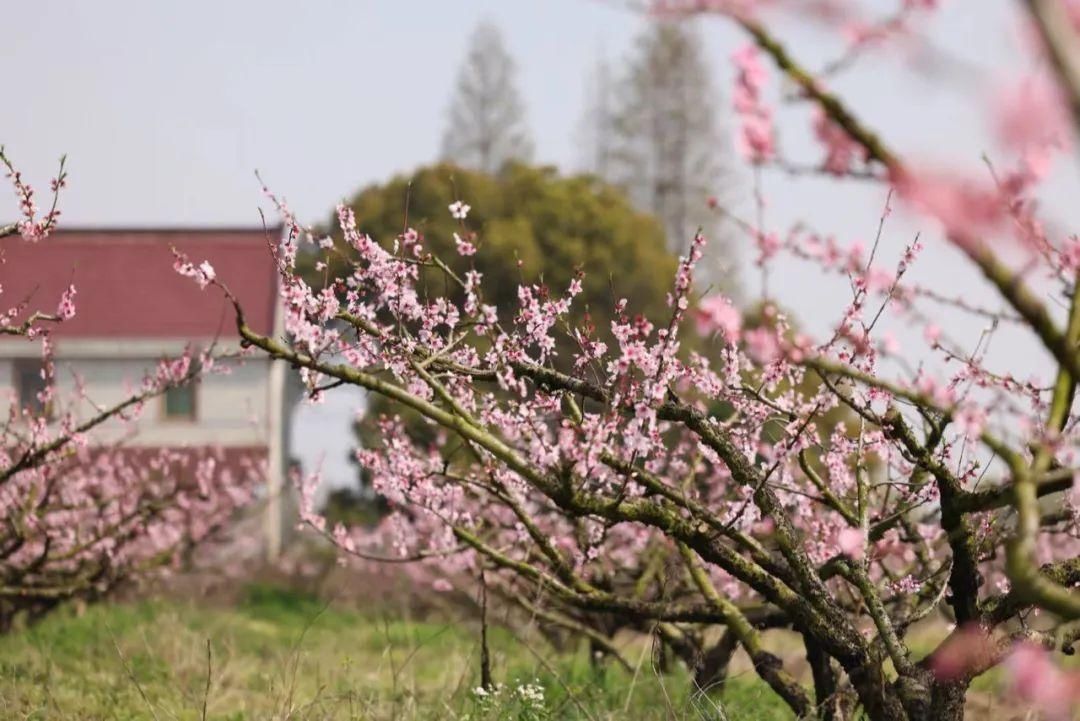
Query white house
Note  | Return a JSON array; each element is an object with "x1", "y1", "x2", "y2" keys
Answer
[{"x1": 0, "y1": 228, "x2": 292, "y2": 559}]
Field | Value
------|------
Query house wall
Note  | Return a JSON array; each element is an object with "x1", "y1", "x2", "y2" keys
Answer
[{"x1": 0, "y1": 338, "x2": 272, "y2": 448}]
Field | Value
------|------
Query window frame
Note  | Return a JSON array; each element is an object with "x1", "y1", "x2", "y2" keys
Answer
[
  {"x1": 12, "y1": 357, "x2": 52, "y2": 419},
  {"x1": 160, "y1": 382, "x2": 199, "y2": 423}
]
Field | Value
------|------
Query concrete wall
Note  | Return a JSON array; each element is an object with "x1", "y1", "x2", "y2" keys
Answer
[
  {"x1": 0, "y1": 337, "x2": 272, "y2": 448},
  {"x1": 0, "y1": 334, "x2": 299, "y2": 560}
]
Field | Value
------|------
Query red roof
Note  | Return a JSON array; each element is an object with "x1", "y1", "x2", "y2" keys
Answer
[{"x1": 0, "y1": 228, "x2": 279, "y2": 339}]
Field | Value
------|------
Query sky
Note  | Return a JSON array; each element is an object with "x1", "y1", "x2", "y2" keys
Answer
[{"x1": 5, "y1": 0, "x2": 1078, "y2": 487}]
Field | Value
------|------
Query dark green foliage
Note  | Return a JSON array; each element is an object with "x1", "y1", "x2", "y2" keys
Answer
[
  {"x1": 319, "y1": 487, "x2": 386, "y2": 529},
  {"x1": 307, "y1": 161, "x2": 679, "y2": 338}
]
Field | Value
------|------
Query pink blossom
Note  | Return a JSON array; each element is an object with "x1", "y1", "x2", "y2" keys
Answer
[
  {"x1": 755, "y1": 231, "x2": 781, "y2": 265},
  {"x1": 953, "y1": 403, "x2": 986, "y2": 441},
  {"x1": 2, "y1": 150, "x2": 65, "y2": 242},
  {"x1": 892, "y1": 168, "x2": 1005, "y2": 243},
  {"x1": 994, "y1": 77, "x2": 1070, "y2": 193},
  {"x1": 880, "y1": 331, "x2": 899, "y2": 355},
  {"x1": 752, "y1": 517, "x2": 775, "y2": 536},
  {"x1": 738, "y1": 114, "x2": 777, "y2": 164},
  {"x1": 913, "y1": 372, "x2": 956, "y2": 407},
  {"x1": 731, "y1": 44, "x2": 775, "y2": 164},
  {"x1": 694, "y1": 294, "x2": 741, "y2": 341},
  {"x1": 448, "y1": 201, "x2": 471, "y2": 220},
  {"x1": 841, "y1": 21, "x2": 887, "y2": 46},
  {"x1": 995, "y1": 78, "x2": 1068, "y2": 159},
  {"x1": 1067, "y1": 0, "x2": 1080, "y2": 33},
  {"x1": 813, "y1": 107, "x2": 863, "y2": 175},
  {"x1": 744, "y1": 326, "x2": 781, "y2": 364},
  {"x1": 454, "y1": 232, "x2": 476, "y2": 256},
  {"x1": 56, "y1": 284, "x2": 76, "y2": 320},
  {"x1": 1004, "y1": 643, "x2": 1080, "y2": 719},
  {"x1": 837, "y1": 527, "x2": 866, "y2": 561},
  {"x1": 172, "y1": 251, "x2": 218, "y2": 289}
]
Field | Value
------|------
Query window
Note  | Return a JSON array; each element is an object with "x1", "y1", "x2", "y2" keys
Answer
[
  {"x1": 14, "y1": 358, "x2": 50, "y2": 416},
  {"x1": 163, "y1": 384, "x2": 197, "y2": 420}
]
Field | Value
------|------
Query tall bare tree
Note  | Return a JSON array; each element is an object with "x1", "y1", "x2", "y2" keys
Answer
[
  {"x1": 577, "y1": 54, "x2": 616, "y2": 180},
  {"x1": 606, "y1": 21, "x2": 729, "y2": 262},
  {"x1": 441, "y1": 21, "x2": 533, "y2": 174}
]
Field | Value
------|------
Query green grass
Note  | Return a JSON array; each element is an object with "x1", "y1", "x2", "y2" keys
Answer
[{"x1": 0, "y1": 586, "x2": 793, "y2": 720}]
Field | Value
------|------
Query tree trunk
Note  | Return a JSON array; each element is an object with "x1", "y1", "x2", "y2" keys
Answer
[
  {"x1": 694, "y1": 630, "x2": 738, "y2": 692},
  {"x1": 806, "y1": 637, "x2": 844, "y2": 721},
  {"x1": 927, "y1": 681, "x2": 968, "y2": 721},
  {"x1": 846, "y1": 662, "x2": 910, "y2": 721}
]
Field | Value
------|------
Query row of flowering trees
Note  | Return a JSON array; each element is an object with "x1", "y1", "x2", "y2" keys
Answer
[
  {"x1": 0, "y1": 149, "x2": 257, "y2": 630},
  {"x1": 175, "y1": 1, "x2": 1076, "y2": 719}
]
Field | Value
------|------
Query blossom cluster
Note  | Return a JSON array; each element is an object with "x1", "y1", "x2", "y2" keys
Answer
[
  {"x1": 731, "y1": 44, "x2": 775, "y2": 164},
  {"x1": 0, "y1": 153, "x2": 258, "y2": 626}
]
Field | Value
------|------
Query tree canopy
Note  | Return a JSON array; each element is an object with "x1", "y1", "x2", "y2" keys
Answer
[{"x1": 309, "y1": 162, "x2": 681, "y2": 343}]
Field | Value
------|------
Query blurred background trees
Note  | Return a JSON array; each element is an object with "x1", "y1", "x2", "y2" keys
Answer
[
  {"x1": 582, "y1": 21, "x2": 731, "y2": 273},
  {"x1": 440, "y1": 22, "x2": 534, "y2": 174}
]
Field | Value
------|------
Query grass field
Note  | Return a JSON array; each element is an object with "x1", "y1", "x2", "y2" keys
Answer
[{"x1": 0, "y1": 585, "x2": 794, "y2": 720}]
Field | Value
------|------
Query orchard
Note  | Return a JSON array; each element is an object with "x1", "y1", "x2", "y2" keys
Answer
[
  {"x1": 0, "y1": 149, "x2": 256, "y2": 630},
  {"x1": 179, "y1": 2, "x2": 1080, "y2": 719},
  {"x1": 7, "y1": 1, "x2": 1080, "y2": 719}
]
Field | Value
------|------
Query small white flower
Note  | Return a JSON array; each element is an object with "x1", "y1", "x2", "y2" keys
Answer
[
  {"x1": 454, "y1": 232, "x2": 476, "y2": 256},
  {"x1": 515, "y1": 681, "x2": 546, "y2": 707},
  {"x1": 449, "y1": 200, "x2": 471, "y2": 220}
]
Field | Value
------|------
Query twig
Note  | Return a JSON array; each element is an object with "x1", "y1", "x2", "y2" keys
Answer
[
  {"x1": 108, "y1": 625, "x2": 165, "y2": 721},
  {"x1": 201, "y1": 639, "x2": 212, "y2": 721}
]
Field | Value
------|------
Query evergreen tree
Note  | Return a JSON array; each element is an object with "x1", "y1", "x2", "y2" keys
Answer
[
  {"x1": 440, "y1": 22, "x2": 533, "y2": 174},
  {"x1": 606, "y1": 22, "x2": 730, "y2": 265},
  {"x1": 577, "y1": 54, "x2": 616, "y2": 179}
]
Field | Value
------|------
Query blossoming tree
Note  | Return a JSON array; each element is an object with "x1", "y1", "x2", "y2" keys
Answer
[
  {"x1": 0, "y1": 149, "x2": 257, "y2": 629},
  {"x1": 184, "y1": 1, "x2": 1080, "y2": 718}
]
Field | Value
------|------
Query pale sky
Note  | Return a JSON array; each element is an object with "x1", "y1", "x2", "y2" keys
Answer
[{"x1": 5, "y1": 0, "x2": 1076, "y2": 486}]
